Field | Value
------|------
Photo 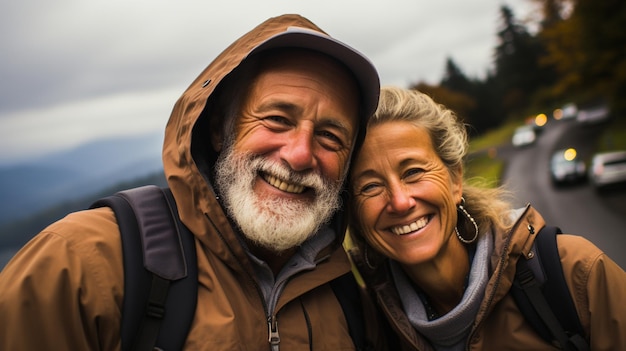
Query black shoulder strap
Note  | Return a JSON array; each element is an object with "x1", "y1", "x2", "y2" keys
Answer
[
  {"x1": 90, "y1": 185, "x2": 198, "y2": 351},
  {"x1": 512, "y1": 225, "x2": 588, "y2": 351},
  {"x1": 330, "y1": 272, "x2": 367, "y2": 351}
]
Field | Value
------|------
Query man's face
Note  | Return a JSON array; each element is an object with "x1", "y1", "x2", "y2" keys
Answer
[{"x1": 215, "y1": 50, "x2": 360, "y2": 252}]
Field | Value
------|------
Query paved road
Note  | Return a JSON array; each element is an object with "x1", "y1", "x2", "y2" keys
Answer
[{"x1": 499, "y1": 119, "x2": 626, "y2": 269}]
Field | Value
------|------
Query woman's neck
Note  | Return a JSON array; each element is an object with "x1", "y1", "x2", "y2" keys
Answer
[{"x1": 402, "y1": 237, "x2": 470, "y2": 315}]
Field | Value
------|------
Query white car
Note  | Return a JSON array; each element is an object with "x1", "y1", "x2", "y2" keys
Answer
[
  {"x1": 512, "y1": 125, "x2": 536, "y2": 147},
  {"x1": 550, "y1": 148, "x2": 586, "y2": 186},
  {"x1": 576, "y1": 105, "x2": 610, "y2": 124},
  {"x1": 589, "y1": 150, "x2": 626, "y2": 190}
]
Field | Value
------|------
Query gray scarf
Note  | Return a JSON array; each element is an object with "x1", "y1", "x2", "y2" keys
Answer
[{"x1": 391, "y1": 230, "x2": 493, "y2": 351}]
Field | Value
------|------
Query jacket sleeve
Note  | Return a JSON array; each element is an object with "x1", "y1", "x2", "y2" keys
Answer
[
  {"x1": 0, "y1": 208, "x2": 124, "y2": 351},
  {"x1": 585, "y1": 253, "x2": 626, "y2": 350},
  {"x1": 559, "y1": 235, "x2": 626, "y2": 351}
]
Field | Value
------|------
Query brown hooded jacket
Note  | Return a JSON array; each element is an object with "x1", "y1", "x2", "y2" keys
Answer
[{"x1": 0, "y1": 14, "x2": 384, "y2": 351}]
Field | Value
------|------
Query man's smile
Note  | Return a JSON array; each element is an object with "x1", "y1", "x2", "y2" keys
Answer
[{"x1": 261, "y1": 172, "x2": 307, "y2": 194}]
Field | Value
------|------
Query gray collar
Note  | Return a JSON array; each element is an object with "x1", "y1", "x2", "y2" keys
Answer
[{"x1": 246, "y1": 225, "x2": 336, "y2": 314}]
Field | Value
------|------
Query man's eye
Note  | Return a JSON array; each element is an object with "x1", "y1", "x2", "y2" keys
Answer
[
  {"x1": 318, "y1": 130, "x2": 342, "y2": 143},
  {"x1": 317, "y1": 129, "x2": 348, "y2": 151},
  {"x1": 266, "y1": 116, "x2": 290, "y2": 125}
]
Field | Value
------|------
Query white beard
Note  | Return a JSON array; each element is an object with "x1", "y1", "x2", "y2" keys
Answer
[{"x1": 214, "y1": 147, "x2": 344, "y2": 252}]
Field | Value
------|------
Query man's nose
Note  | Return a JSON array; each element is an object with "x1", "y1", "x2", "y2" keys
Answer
[{"x1": 280, "y1": 128, "x2": 317, "y2": 172}]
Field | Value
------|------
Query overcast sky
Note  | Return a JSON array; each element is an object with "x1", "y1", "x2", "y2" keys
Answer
[{"x1": 0, "y1": 0, "x2": 536, "y2": 164}]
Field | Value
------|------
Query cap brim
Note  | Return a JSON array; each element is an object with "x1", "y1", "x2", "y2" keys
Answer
[{"x1": 250, "y1": 26, "x2": 380, "y2": 123}]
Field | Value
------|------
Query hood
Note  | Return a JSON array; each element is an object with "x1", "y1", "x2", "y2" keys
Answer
[{"x1": 162, "y1": 14, "x2": 379, "y2": 254}]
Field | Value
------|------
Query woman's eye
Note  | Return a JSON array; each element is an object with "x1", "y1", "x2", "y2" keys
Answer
[
  {"x1": 404, "y1": 168, "x2": 424, "y2": 180},
  {"x1": 356, "y1": 183, "x2": 383, "y2": 196}
]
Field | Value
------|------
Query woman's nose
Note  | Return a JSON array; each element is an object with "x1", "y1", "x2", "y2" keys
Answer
[{"x1": 386, "y1": 184, "x2": 415, "y2": 213}]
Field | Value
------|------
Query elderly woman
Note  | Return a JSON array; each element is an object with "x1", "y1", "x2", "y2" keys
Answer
[{"x1": 347, "y1": 86, "x2": 626, "y2": 350}]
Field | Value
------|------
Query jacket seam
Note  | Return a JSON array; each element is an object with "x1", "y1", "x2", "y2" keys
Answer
[
  {"x1": 204, "y1": 212, "x2": 270, "y2": 318},
  {"x1": 299, "y1": 298, "x2": 314, "y2": 351}
]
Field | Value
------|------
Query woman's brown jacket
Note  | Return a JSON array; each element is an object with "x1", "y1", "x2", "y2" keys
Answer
[{"x1": 349, "y1": 205, "x2": 626, "y2": 350}]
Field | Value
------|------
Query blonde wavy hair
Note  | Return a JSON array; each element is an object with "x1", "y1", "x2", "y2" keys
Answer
[{"x1": 354, "y1": 86, "x2": 515, "y2": 235}]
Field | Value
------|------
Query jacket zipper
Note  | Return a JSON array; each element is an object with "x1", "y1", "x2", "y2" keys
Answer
[
  {"x1": 268, "y1": 315, "x2": 280, "y2": 351},
  {"x1": 206, "y1": 213, "x2": 277, "y2": 349}
]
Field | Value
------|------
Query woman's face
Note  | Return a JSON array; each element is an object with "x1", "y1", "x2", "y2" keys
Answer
[{"x1": 350, "y1": 121, "x2": 463, "y2": 266}]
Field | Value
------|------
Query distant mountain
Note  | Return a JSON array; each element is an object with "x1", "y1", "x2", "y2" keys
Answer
[
  {"x1": 0, "y1": 131, "x2": 164, "y2": 224},
  {"x1": 0, "y1": 171, "x2": 168, "y2": 269}
]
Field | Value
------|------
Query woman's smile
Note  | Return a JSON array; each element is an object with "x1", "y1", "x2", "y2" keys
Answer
[{"x1": 389, "y1": 214, "x2": 432, "y2": 236}]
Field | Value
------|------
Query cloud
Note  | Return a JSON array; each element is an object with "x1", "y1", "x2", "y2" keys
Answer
[
  {"x1": 0, "y1": 0, "x2": 534, "y2": 162},
  {"x1": 0, "y1": 87, "x2": 175, "y2": 163}
]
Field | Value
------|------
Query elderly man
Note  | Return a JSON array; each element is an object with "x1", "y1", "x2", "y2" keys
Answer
[{"x1": 0, "y1": 14, "x2": 383, "y2": 350}]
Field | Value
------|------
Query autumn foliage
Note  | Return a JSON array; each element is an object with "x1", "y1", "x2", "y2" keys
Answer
[{"x1": 410, "y1": 0, "x2": 626, "y2": 135}]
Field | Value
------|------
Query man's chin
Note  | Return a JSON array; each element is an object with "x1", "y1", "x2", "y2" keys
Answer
[
  {"x1": 237, "y1": 205, "x2": 321, "y2": 250},
  {"x1": 244, "y1": 234, "x2": 310, "y2": 254}
]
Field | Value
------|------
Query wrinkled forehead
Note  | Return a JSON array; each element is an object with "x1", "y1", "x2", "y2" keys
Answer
[{"x1": 254, "y1": 48, "x2": 361, "y2": 110}]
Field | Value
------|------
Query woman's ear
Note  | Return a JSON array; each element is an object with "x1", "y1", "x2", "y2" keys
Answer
[{"x1": 451, "y1": 166, "x2": 464, "y2": 204}]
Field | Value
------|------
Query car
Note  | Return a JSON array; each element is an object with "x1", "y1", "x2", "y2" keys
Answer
[
  {"x1": 512, "y1": 125, "x2": 537, "y2": 147},
  {"x1": 589, "y1": 150, "x2": 626, "y2": 190},
  {"x1": 576, "y1": 104, "x2": 610, "y2": 124},
  {"x1": 550, "y1": 148, "x2": 587, "y2": 186},
  {"x1": 553, "y1": 102, "x2": 578, "y2": 121}
]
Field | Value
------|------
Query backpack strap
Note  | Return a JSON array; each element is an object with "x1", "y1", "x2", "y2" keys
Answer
[
  {"x1": 512, "y1": 225, "x2": 588, "y2": 351},
  {"x1": 91, "y1": 185, "x2": 198, "y2": 351},
  {"x1": 330, "y1": 272, "x2": 367, "y2": 351}
]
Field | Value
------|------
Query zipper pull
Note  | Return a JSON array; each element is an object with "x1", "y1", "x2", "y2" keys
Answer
[{"x1": 268, "y1": 315, "x2": 280, "y2": 351}]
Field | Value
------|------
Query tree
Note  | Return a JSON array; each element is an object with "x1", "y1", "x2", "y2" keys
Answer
[
  {"x1": 492, "y1": 6, "x2": 555, "y2": 114},
  {"x1": 539, "y1": 0, "x2": 626, "y2": 116},
  {"x1": 533, "y1": 0, "x2": 568, "y2": 28},
  {"x1": 437, "y1": 59, "x2": 497, "y2": 133},
  {"x1": 441, "y1": 58, "x2": 473, "y2": 93},
  {"x1": 410, "y1": 82, "x2": 476, "y2": 125}
]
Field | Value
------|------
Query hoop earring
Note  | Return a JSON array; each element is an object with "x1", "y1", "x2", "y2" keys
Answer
[
  {"x1": 364, "y1": 245, "x2": 377, "y2": 270},
  {"x1": 456, "y1": 197, "x2": 479, "y2": 244}
]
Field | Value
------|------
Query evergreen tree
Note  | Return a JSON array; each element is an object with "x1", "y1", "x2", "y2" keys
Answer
[
  {"x1": 492, "y1": 6, "x2": 554, "y2": 114},
  {"x1": 441, "y1": 58, "x2": 473, "y2": 93},
  {"x1": 439, "y1": 58, "x2": 500, "y2": 134},
  {"x1": 536, "y1": 0, "x2": 567, "y2": 29}
]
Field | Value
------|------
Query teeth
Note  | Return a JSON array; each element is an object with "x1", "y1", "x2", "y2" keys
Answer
[
  {"x1": 391, "y1": 216, "x2": 429, "y2": 235},
  {"x1": 264, "y1": 174, "x2": 306, "y2": 194}
]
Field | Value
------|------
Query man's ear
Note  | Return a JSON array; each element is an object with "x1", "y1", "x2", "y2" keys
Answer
[{"x1": 209, "y1": 114, "x2": 224, "y2": 152}]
